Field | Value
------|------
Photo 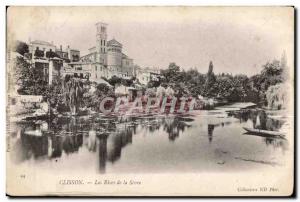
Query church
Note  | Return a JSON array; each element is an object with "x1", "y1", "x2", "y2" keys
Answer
[{"x1": 79, "y1": 22, "x2": 135, "y2": 82}]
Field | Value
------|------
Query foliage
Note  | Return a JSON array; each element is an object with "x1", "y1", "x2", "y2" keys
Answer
[
  {"x1": 63, "y1": 78, "x2": 85, "y2": 114},
  {"x1": 145, "y1": 88, "x2": 156, "y2": 97},
  {"x1": 14, "y1": 40, "x2": 29, "y2": 56},
  {"x1": 266, "y1": 83, "x2": 289, "y2": 110},
  {"x1": 14, "y1": 57, "x2": 48, "y2": 96},
  {"x1": 34, "y1": 49, "x2": 44, "y2": 58},
  {"x1": 82, "y1": 83, "x2": 114, "y2": 111},
  {"x1": 159, "y1": 59, "x2": 284, "y2": 106},
  {"x1": 160, "y1": 63, "x2": 190, "y2": 97},
  {"x1": 107, "y1": 75, "x2": 133, "y2": 87},
  {"x1": 46, "y1": 50, "x2": 60, "y2": 58},
  {"x1": 147, "y1": 79, "x2": 161, "y2": 88}
]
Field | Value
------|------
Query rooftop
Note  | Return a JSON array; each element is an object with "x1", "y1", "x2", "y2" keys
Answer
[
  {"x1": 107, "y1": 39, "x2": 122, "y2": 47},
  {"x1": 31, "y1": 40, "x2": 55, "y2": 46}
]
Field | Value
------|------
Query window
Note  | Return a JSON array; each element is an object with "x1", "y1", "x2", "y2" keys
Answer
[
  {"x1": 95, "y1": 66, "x2": 97, "y2": 71},
  {"x1": 96, "y1": 73, "x2": 97, "y2": 78},
  {"x1": 104, "y1": 40, "x2": 105, "y2": 46},
  {"x1": 101, "y1": 39, "x2": 102, "y2": 46}
]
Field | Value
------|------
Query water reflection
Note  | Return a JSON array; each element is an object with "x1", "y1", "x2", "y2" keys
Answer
[
  {"x1": 10, "y1": 108, "x2": 289, "y2": 173},
  {"x1": 229, "y1": 109, "x2": 284, "y2": 131},
  {"x1": 264, "y1": 137, "x2": 288, "y2": 154},
  {"x1": 207, "y1": 124, "x2": 214, "y2": 143}
]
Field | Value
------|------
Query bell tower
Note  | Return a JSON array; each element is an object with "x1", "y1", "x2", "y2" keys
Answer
[{"x1": 96, "y1": 22, "x2": 108, "y2": 65}]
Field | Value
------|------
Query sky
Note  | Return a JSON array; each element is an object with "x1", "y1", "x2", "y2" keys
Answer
[{"x1": 7, "y1": 6, "x2": 294, "y2": 75}]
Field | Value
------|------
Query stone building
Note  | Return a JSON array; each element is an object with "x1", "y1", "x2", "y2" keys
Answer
[
  {"x1": 80, "y1": 22, "x2": 135, "y2": 81},
  {"x1": 28, "y1": 39, "x2": 80, "y2": 84},
  {"x1": 135, "y1": 66, "x2": 161, "y2": 85}
]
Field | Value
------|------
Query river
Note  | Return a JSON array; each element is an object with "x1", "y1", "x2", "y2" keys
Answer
[{"x1": 8, "y1": 108, "x2": 291, "y2": 174}]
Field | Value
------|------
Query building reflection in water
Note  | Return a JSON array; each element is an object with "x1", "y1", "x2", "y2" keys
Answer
[
  {"x1": 228, "y1": 110, "x2": 289, "y2": 153},
  {"x1": 11, "y1": 110, "x2": 289, "y2": 173},
  {"x1": 98, "y1": 134, "x2": 108, "y2": 173},
  {"x1": 229, "y1": 110, "x2": 284, "y2": 131},
  {"x1": 11, "y1": 115, "x2": 193, "y2": 172},
  {"x1": 207, "y1": 124, "x2": 215, "y2": 143},
  {"x1": 162, "y1": 116, "x2": 192, "y2": 142}
]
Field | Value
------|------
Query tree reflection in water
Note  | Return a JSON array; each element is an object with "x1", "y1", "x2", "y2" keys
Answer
[
  {"x1": 207, "y1": 124, "x2": 215, "y2": 143},
  {"x1": 228, "y1": 109, "x2": 288, "y2": 153},
  {"x1": 9, "y1": 109, "x2": 288, "y2": 173},
  {"x1": 229, "y1": 109, "x2": 284, "y2": 131},
  {"x1": 11, "y1": 114, "x2": 194, "y2": 172},
  {"x1": 264, "y1": 137, "x2": 288, "y2": 154}
]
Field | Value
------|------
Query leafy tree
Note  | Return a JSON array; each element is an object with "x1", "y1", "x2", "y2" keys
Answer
[
  {"x1": 147, "y1": 78, "x2": 161, "y2": 88},
  {"x1": 46, "y1": 50, "x2": 60, "y2": 58},
  {"x1": 82, "y1": 83, "x2": 114, "y2": 111},
  {"x1": 14, "y1": 40, "x2": 29, "y2": 56},
  {"x1": 249, "y1": 60, "x2": 283, "y2": 105},
  {"x1": 161, "y1": 62, "x2": 181, "y2": 82},
  {"x1": 108, "y1": 75, "x2": 133, "y2": 87},
  {"x1": 160, "y1": 63, "x2": 190, "y2": 97}
]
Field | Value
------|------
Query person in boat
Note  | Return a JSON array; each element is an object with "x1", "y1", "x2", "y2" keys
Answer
[{"x1": 254, "y1": 110, "x2": 267, "y2": 130}]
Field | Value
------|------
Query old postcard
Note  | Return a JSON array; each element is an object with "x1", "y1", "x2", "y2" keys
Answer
[{"x1": 6, "y1": 6, "x2": 294, "y2": 196}]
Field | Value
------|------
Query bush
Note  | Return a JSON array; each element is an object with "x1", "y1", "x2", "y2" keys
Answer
[{"x1": 34, "y1": 49, "x2": 44, "y2": 58}]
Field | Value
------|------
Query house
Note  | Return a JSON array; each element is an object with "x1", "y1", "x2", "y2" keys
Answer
[{"x1": 136, "y1": 66, "x2": 161, "y2": 85}]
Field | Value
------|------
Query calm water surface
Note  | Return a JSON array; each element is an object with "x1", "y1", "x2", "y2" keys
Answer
[{"x1": 9, "y1": 108, "x2": 289, "y2": 174}]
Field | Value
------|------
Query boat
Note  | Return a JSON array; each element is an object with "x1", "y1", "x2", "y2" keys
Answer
[{"x1": 243, "y1": 127, "x2": 285, "y2": 138}]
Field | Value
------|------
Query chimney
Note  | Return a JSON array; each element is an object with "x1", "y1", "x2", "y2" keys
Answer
[{"x1": 60, "y1": 45, "x2": 62, "y2": 51}]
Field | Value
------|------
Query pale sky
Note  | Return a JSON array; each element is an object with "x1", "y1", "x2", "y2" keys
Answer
[{"x1": 7, "y1": 6, "x2": 294, "y2": 75}]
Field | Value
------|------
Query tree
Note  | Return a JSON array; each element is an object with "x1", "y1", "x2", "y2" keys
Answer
[
  {"x1": 34, "y1": 48, "x2": 44, "y2": 58},
  {"x1": 62, "y1": 78, "x2": 85, "y2": 114},
  {"x1": 160, "y1": 63, "x2": 190, "y2": 97},
  {"x1": 204, "y1": 61, "x2": 216, "y2": 97},
  {"x1": 249, "y1": 60, "x2": 284, "y2": 105},
  {"x1": 266, "y1": 83, "x2": 289, "y2": 110},
  {"x1": 14, "y1": 40, "x2": 29, "y2": 56},
  {"x1": 14, "y1": 57, "x2": 48, "y2": 95},
  {"x1": 82, "y1": 82, "x2": 114, "y2": 111},
  {"x1": 161, "y1": 62, "x2": 181, "y2": 83},
  {"x1": 46, "y1": 50, "x2": 60, "y2": 58},
  {"x1": 107, "y1": 75, "x2": 133, "y2": 87}
]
